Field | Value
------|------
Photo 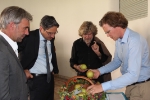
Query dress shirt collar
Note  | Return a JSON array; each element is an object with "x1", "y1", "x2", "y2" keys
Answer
[
  {"x1": 0, "y1": 30, "x2": 18, "y2": 53},
  {"x1": 39, "y1": 29, "x2": 45, "y2": 41},
  {"x1": 118, "y1": 28, "x2": 129, "y2": 43}
]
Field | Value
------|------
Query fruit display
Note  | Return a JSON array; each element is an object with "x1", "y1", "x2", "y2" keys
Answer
[
  {"x1": 58, "y1": 76, "x2": 106, "y2": 100},
  {"x1": 74, "y1": 84, "x2": 81, "y2": 89}
]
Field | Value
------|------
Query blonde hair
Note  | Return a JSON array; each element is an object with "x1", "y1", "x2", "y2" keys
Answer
[{"x1": 78, "y1": 21, "x2": 98, "y2": 37}]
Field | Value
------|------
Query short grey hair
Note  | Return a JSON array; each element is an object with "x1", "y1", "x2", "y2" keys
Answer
[{"x1": 0, "y1": 6, "x2": 33, "y2": 29}]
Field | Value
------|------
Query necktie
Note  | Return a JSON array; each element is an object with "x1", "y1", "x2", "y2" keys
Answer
[{"x1": 44, "y1": 40, "x2": 51, "y2": 83}]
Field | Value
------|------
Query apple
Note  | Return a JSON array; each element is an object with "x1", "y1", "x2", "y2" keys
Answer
[
  {"x1": 78, "y1": 92, "x2": 85, "y2": 97},
  {"x1": 75, "y1": 84, "x2": 81, "y2": 89},
  {"x1": 86, "y1": 70, "x2": 94, "y2": 78},
  {"x1": 80, "y1": 64, "x2": 87, "y2": 70},
  {"x1": 96, "y1": 81, "x2": 101, "y2": 84},
  {"x1": 81, "y1": 88, "x2": 86, "y2": 93}
]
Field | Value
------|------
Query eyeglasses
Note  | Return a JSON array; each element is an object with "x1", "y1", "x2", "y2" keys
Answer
[{"x1": 45, "y1": 30, "x2": 58, "y2": 35}]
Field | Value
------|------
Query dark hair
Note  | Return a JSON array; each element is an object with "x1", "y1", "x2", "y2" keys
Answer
[
  {"x1": 99, "y1": 11, "x2": 128, "y2": 29},
  {"x1": 78, "y1": 21, "x2": 97, "y2": 36},
  {"x1": 40, "y1": 15, "x2": 59, "y2": 30}
]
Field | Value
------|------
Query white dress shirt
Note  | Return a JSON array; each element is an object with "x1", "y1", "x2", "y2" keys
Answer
[{"x1": 0, "y1": 31, "x2": 18, "y2": 57}]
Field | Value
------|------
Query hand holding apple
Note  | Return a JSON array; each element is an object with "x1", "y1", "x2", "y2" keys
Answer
[
  {"x1": 80, "y1": 64, "x2": 87, "y2": 70},
  {"x1": 74, "y1": 64, "x2": 87, "y2": 72},
  {"x1": 87, "y1": 69, "x2": 100, "y2": 79},
  {"x1": 86, "y1": 70, "x2": 94, "y2": 78}
]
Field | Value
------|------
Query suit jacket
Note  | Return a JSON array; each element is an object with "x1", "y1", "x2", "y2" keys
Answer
[
  {"x1": 0, "y1": 35, "x2": 28, "y2": 100},
  {"x1": 18, "y1": 29, "x2": 59, "y2": 74}
]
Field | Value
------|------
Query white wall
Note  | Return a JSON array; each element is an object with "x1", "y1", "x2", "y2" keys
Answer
[
  {"x1": 0, "y1": 0, "x2": 118, "y2": 77},
  {"x1": 3, "y1": 0, "x2": 150, "y2": 93}
]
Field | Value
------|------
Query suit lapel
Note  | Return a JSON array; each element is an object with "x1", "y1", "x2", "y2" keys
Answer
[
  {"x1": 0, "y1": 35, "x2": 22, "y2": 67},
  {"x1": 35, "y1": 30, "x2": 40, "y2": 55}
]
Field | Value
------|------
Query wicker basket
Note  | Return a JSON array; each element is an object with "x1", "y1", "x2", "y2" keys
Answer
[
  {"x1": 66, "y1": 76, "x2": 94, "y2": 92},
  {"x1": 58, "y1": 76, "x2": 105, "y2": 100}
]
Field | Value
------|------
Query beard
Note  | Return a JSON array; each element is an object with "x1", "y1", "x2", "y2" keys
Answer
[
  {"x1": 84, "y1": 39, "x2": 92, "y2": 45},
  {"x1": 16, "y1": 38, "x2": 22, "y2": 42},
  {"x1": 16, "y1": 35, "x2": 25, "y2": 42}
]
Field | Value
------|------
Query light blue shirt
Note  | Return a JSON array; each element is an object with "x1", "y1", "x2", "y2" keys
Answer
[
  {"x1": 99, "y1": 28, "x2": 150, "y2": 91},
  {"x1": 29, "y1": 30, "x2": 53, "y2": 74}
]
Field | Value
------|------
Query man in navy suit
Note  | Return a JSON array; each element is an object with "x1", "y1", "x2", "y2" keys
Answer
[{"x1": 18, "y1": 15, "x2": 59, "y2": 100}]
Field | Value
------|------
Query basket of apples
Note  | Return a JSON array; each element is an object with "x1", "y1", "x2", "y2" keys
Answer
[{"x1": 58, "y1": 75, "x2": 106, "y2": 100}]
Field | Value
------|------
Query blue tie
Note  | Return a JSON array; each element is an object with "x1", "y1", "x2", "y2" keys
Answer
[{"x1": 44, "y1": 40, "x2": 51, "y2": 83}]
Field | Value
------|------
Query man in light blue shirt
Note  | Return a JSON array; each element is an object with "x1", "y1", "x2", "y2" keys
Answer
[{"x1": 87, "y1": 11, "x2": 150, "y2": 100}]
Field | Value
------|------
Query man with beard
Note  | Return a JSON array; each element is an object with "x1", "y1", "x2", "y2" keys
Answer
[{"x1": 70, "y1": 21, "x2": 112, "y2": 83}]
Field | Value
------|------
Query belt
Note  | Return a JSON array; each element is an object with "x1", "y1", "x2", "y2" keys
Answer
[
  {"x1": 31, "y1": 73, "x2": 47, "y2": 77},
  {"x1": 128, "y1": 78, "x2": 150, "y2": 86}
]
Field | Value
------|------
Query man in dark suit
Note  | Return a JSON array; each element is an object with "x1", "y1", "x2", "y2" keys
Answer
[
  {"x1": 0, "y1": 6, "x2": 32, "y2": 100},
  {"x1": 18, "y1": 15, "x2": 59, "y2": 100}
]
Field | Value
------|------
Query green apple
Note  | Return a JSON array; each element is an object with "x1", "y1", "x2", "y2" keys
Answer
[
  {"x1": 80, "y1": 64, "x2": 87, "y2": 70},
  {"x1": 81, "y1": 88, "x2": 86, "y2": 93},
  {"x1": 78, "y1": 92, "x2": 85, "y2": 97},
  {"x1": 86, "y1": 70, "x2": 94, "y2": 78},
  {"x1": 75, "y1": 84, "x2": 81, "y2": 89},
  {"x1": 96, "y1": 81, "x2": 101, "y2": 84}
]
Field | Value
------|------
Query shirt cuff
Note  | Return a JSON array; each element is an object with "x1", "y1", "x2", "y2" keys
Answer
[
  {"x1": 98, "y1": 67, "x2": 105, "y2": 75},
  {"x1": 101, "y1": 81, "x2": 111, "y2": 91}
]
